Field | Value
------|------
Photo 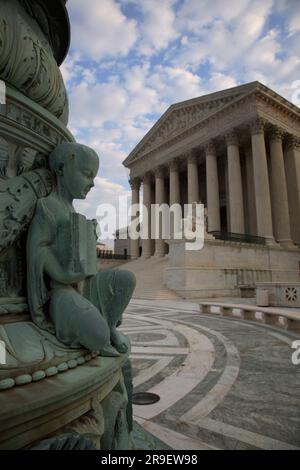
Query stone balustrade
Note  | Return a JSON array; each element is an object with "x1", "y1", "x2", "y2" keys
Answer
[{"x1": 199, "y1": 301, "x2": 300, "y2": 333}]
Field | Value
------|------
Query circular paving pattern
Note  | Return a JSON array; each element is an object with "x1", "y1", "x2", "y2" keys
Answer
[{"x1": 121, "y1": 300, "x2": 300, "y2": 450}]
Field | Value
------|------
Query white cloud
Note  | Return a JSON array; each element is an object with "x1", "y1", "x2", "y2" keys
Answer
[
  {"x1": 123, "y1": 64, "x2": 161, "y2": 117},
  {"x1": 67, "y1": 62, "x2": 205, "y2": 151},
  {"x1": 275, "y1": 0, "x2": 300, "y2": 36},
  {"x1": 68, "y1": 81, "x2": 128, "y2": 128},
  {"x1": 121, "y1": 118, "x2": 155, "y2": 144},
  {"x1": 233, "y1": 0, "x2": 273, "y2": 44},
  {"x1": 69, "y1": 0, "x2": 137, "y2": 59},
  {"x1": 244, "y1": 28, "x2": 281, "y2": 69},
  {"x1": 149, "y1": 65, "x2": 203, "y2": 103},
  {"x1": 63, "y1": 0, "x2": 300, "y2": 227},
  {"x1": 290, "y1": 80, "x2": 300, "y2": 106},
  {"x1": 177, "y1": 0, "x2": 252, "y2": 32},
  {"x1": 205, "y1": 73, "x2": 238, "y2": 92},
  {"x1": 67, "y1": 63, "x2": 160, "y2": 132},
  {"x1": 288, "y1": 13, "x2": 300, "y2": 35},
  {"x1": 68, "y1": 127, "x2": 128, "y2": 183},
  {"x1": 135, "y1": 0, "x2": 178, "y2": 55},
  {"x1": 174, "y1": 0, "x2": 274, "y2": 71}
]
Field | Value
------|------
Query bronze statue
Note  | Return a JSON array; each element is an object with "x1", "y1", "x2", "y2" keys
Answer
[{"x1": 27, "y1": 143, "x2": 136, "y2": 356}]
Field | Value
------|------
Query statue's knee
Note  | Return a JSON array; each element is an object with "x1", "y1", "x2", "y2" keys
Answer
[
  {"x1": 86, "y1": 326, "x2": 110, "y2": 352},
  {"x1": 116, "y1": 270, "x2": 136, "y2": 291},
  {"x1": 78, "y1": 313, "x2": 110, "y2": 351}
]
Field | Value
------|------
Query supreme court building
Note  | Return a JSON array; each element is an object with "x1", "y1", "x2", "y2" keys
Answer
[{"x1": 122, "y1": 81, "x2": 300, "y2": 298}]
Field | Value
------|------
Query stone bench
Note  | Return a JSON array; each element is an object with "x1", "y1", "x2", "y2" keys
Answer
[{"x1": 199, "y1": 302, "x2": 300, "y2": 333}]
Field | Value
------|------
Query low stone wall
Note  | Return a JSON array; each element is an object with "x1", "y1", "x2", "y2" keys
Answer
[{"x1": 164, "y1": 238, "x2": 300, "y2": 298}]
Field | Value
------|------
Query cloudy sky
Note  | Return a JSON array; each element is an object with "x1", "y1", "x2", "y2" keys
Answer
[{"x1": 61, "y1": 0, "x2": 300, "y2": 240}]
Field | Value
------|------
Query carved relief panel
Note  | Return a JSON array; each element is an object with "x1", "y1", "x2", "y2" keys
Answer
[
  {"x1": 0, "y1": 93, "x2": 73, "y2": 302},
  {"x1": 0, "y1": 0, "x2": 69, "y2": 123}
]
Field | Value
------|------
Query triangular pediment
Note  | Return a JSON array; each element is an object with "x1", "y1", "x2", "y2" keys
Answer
[{"x1": 123, "y1": 81, "x2": 287, "y2": 166}]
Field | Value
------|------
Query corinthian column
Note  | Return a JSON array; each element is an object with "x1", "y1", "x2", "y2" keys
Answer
[
  {"x1": 226, "y1": 131, "x2": 245, "y2": 234},
  {"x1": 250, "y1": 119, "x2": 274, "y2": 243},
  {"x1": 141, "y1": 172, "x2": 152, "y2": 258},
  {"x1": 129, "y1": 177, "x2": 141, "y2": 259},
  {"x1": 205, "y1": 141, "x2": 220, "y2": 232},
  {"x1": 284, "y1": 135, "x2": 300, "y2": 245},
  {"x1": 187, "y1": 150, "x2": 199, "y2": 204},
  {"x1": 269, "y1": 128, "x2": 293, "y2": 246},
  {"x1": 154, "y1": 166, "x2": 166, "y2": 257},
  {"x1": 169, "y1": 159, "x2": 180, "y2": 206},
  {"x1": 169, "y1": 159, "x2": 181, "y2": 237}
]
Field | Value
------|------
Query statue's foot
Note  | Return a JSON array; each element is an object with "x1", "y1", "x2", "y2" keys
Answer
[
  {"x1": 111, "y1": 331, "x2": 129, "y2": 354},
  {"x1": 100, "y1": 345, "x2": 120, "y2": 357}
]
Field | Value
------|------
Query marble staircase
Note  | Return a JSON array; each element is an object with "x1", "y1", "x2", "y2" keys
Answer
[{"x1": 121, "y1": 257, "x2": 181, "y2": 301}]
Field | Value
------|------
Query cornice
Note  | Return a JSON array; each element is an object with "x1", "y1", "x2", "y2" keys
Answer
[
  {"x1": 124, "y1": 84, "x2": 300, "y2": 169},
  {"x1": 254, "y1": 88, "x2": 300, "y2": 121}
]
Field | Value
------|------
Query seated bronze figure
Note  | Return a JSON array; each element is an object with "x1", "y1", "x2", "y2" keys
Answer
[{"x1": 27, "y1": 143, "x2": 136, "y2": 356}]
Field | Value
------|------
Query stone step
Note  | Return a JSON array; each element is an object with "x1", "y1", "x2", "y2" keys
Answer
[{"x1": 121, "y1": 257, "x2": 181, "y2": 301}]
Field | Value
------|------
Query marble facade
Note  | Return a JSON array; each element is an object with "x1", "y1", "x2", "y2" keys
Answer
[{"x1": 123, "y1": 81, "x2": 300, "y2": 298}]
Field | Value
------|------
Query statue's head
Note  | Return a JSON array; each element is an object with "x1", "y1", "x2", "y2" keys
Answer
[{"x1": 49, "y1": 143, "x2": 99, "y2": 199}]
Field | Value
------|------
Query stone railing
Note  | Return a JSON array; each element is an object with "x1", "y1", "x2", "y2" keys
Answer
[{"x1": 199, "y1": 302, "x2": 300, "y2": 333}]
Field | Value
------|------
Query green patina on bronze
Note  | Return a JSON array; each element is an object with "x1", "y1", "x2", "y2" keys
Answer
[
  {"x1": 0, "y1": 0, "x2": 138, "y2": 451},
  {"x1": 18, "y1": 0, "x2": 70, "y2": 66},
  {"x1": 0, "y1": 0, "x2": 69, "y2": 123},
  {"x1": 27, "y1": 142, "x2": 136, "y2": 355}
]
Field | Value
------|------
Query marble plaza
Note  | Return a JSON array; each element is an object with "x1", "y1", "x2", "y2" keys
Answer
[{"x1": 122, "y1": 299, "x2": 300, "y2": 450}]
